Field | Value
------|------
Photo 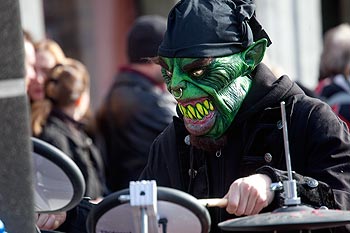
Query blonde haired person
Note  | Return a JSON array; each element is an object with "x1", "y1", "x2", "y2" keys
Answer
[
  {"x1": 33, "y1": 59, "x2": 107, "y2": 200},
  {"x1": 23, "y1": 31, "x2": 45, "y2": 102},
  {"x1": 34, "y1": 38, "x2": 66, "y2": 77}
]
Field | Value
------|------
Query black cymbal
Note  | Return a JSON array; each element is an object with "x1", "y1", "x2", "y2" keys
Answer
[{"x1": 218, "y1": 206, "x2": 350, "y2": 231}]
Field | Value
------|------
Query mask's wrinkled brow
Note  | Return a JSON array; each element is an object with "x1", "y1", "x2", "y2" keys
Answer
[
  {"x1": 155, "y1": 57, "x2": 213, "y2": 73},
  {"x1": 182, "y1": 58, "x2": 213, "y2": 73},
  {"x1": 153, "y1": 57, "x2": 170, "y2": 70}
]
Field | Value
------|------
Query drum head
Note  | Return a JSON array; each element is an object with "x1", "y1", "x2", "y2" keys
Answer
[
  {"x1": 87, "y1": 187, "x2": 211, "y2": 233},
  {"x1": 32, "y1": 137, "x2": 85, "y2": 213}
]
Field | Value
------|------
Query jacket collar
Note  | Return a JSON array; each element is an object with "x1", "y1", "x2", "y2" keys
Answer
[{"x1": 235, "y1": 63, "x2": 303, "y2": 124}]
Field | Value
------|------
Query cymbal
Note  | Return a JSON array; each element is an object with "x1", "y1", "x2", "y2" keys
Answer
[{"x1": 218, "y1": 205, "x2": 350, "y2": 231}]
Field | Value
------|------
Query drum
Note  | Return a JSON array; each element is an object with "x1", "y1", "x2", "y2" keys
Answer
[
  {"x1": 32, "y1": 137, "x2": 85, "y2": 213},
  {"x1": 86, "y1": 187, "x2": 211, "y2": 233}
]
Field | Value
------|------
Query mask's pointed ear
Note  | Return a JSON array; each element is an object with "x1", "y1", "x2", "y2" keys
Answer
[{"x1": 242, "y1": 38, "x2": 267, "y2": 72}]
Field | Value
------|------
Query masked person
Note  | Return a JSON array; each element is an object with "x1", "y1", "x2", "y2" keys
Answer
[
  {"x1": 37, "y1": 1, "x2": 350, "y2": 232},
  {"x1": 139, "y1": 0, "x2": 350, "y2": 232}
]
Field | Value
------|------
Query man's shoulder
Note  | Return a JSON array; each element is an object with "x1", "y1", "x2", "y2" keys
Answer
[
  {"x1": 290, "y1": 94, "x2": 344, "y2": 129},
  {"x1": 152, "y1": 117, "x2": 185, "y2": 144},
  {"x1": 108, "y1": 73, "x2": 156, "y2": 102}
]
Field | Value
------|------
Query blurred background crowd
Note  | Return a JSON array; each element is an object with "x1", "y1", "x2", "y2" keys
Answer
[{"x1": 20, "y1": 0, "x2": 350, "y2": 111}]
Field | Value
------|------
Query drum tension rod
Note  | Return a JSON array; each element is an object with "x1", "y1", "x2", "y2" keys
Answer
[{"x1": 158, "y1": 218, "x2": 168, "y2": 233}]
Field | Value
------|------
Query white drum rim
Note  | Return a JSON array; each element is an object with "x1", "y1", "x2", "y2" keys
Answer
[{"x1": 86, "y1": 186, "x2": 211, "y2": 233}]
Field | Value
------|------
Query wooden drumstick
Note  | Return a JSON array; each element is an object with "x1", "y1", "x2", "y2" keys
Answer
[{"x1": 198, "y1": 198, "x2": 228, "y2": 208}]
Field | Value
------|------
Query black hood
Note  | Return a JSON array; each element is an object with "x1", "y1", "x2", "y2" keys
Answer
[{"x1": 234, "y1": 63, "x2": 305, "y2": 124}]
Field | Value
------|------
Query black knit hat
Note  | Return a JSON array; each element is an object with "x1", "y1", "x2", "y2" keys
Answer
[
  {"x1": 127, "y1": 15, "x2": 167, "y2": 63},
  {"x1": 158, "y1": 0, "x2": 271, "y2": 58}
]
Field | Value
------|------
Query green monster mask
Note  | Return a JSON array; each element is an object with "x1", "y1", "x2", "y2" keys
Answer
[{"x1": 159, "y1": 39, "x2": 267, "y2": 139}]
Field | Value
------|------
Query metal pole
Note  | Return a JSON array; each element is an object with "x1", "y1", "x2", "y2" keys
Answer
[
  {"x1": 140, "y1": 207, "x2": 148, "y2": 233},
  {"x1": 280, "y1": 101, "x2": 293, "y2": 181},
  {"x1": 280, "y1": 101, "x2": 300, "y2": 206}
]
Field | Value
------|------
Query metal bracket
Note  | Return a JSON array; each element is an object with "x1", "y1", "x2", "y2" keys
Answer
[{"x1": 128, "y1": 180, "x2": 158, "y2": 233}]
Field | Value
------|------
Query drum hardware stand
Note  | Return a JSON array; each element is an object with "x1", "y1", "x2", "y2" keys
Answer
[
  {"x1": 278, "y1": 101, "x2": 301, "y2": 206},
  {"x1": 118, "y1": 180, "x2": 159, "y2": 233},
  {"x1": 217, "y1": 101, "x2": 350, "y2": 232},
  {"x1": 270, "y1": 101, "x2": 301, "y2": 206},
  {"x1": 270, "y1": 102, "x2": 313, "y2": 233}
]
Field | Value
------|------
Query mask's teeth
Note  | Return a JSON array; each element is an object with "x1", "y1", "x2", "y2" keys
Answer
[
  {"x1": 187, "y1": 108, "x2": 194, "y2": 119},
  {"x1": 187, "y1": 105, "x2": 196, "y2": 117},
  {"x1": 195, "y1": 108, "x2": 203, "y2": 120},
  {"x1": 196, "y1": 103, "x2": 204, "y2": 115},
  {"x1": 178, "y1": 105, "x2": 183, "y2": 115},
  {"x1": 180, "y1": 99, "x2": 214, "y2": 120},
  {"x1": 209, "y1": 102, "x2": 214, "y2": 111},
  {"x1": 203, "y1": 106, "x2": 209, "y2": 115},
  {"x1": 203, "y1": 100, "x2": 210, "y2": 109},
  {"x1": 179, "y1": 105, "x2": 186, "y2": 116}
]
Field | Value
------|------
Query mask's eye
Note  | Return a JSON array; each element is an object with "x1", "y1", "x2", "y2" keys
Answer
[{"x1": 192, "y1": 69, "x2": 204, "y2": 77}]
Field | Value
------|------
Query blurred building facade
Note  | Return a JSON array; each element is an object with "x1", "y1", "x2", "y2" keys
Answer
[{"x1": 19, "y1": 0, "x2": 350, "y2": 111}]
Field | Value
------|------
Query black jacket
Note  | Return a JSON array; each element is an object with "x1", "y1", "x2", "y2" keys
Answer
[
  {"x1": 140, "y1": 64, "x2": 350, "y2": 233},
  {"x1": 98, "y1": 66, "x2": 176, "y2": 192},
  {"x1": 39, "y1": 109, "x2": 106, "y2": 199}
]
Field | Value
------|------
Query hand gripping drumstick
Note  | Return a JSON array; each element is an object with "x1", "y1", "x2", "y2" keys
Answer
[
  {"x1": 198, "y1": 103, "x2": 295, "y2": 209},
  {"x1": 197, "y1": 198, "x2": 228, "y2": 208}
]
